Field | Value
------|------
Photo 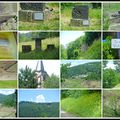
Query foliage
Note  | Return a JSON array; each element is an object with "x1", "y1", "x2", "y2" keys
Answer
[
  {"x1": 44, "y1": 74, "x2": 59, "y2": 88},
  {"x1": 61, "y1": 45, "x2": 67, "y2": 59},
  {"x1": 61, "y1": 63, "x2": 71, "y2": 83},
  {"x1": 103, "y1": 90, "x2": 120, "y2": 117},
  {"x1": 19, "y1": 66, "x2": 38, "y2": 88},
  {"x1": 103, "y1": 36, "x2": 118, "y2": 59},
  {"x1": 19, "y1": 102, "x2": 59, "y2": 117},
  {"x1": 61, "y1": 90, "x2": 101, "y2": 117}
]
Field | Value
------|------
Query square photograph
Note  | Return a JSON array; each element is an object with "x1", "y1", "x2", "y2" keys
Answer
[{"x1": 19, "y1": 3, "x2": 59, "y2": 30}]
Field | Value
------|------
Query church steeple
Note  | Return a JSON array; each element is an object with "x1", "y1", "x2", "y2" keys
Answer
[{"x1": 40, "y1": 61, "x2": 44, "y2": 71}]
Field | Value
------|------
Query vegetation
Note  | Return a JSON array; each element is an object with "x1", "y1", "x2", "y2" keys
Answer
[
  {"x1": 61, "y1": 90, "x2": 101, "y2": 117},
  {"x1": 103, "y1": 61, "x2": 120, "y2": 88},
  {"x1": 61, "y1": 32, "x2": 101, "y2": 59},
  {"x1": 61, "y1": 61, "x2": 101, "y2": 88},
  {"x1": 19, "y1": 101, "x2": 59, "y2": 117},
  {"x1": 19, "y1": 32, "x2": 59, "y2": 59},
  {"x1": 0, "y1": 91, "x2": 17, "y2": 117},
  {"x1": 103, "y1": 33, "x2": 118, "y2": 59},
  {"x1": 19, "y1": 3, "x2": 59, "y2": 30},
  {"x1": 0, "y1": 80, "x2": 17, "y2": 88},
  {"x1": 103, "y1": 90, "x2": 120, "y2": 117},
  {"x1": 19, "y1": 66, "x2": 59, "y2": 88},
  {"x1": 103, "y1": 3, "x2": 120, "y2": 30},
  {"x1": 44, "y1": 74, "x2": 59, "y2": 88},
  {"x1": 61, "y1": 3, "x2": 101, "y2": 30}
]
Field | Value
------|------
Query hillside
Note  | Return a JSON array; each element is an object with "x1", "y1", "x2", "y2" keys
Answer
[{"x1": 19, "y1": 101, "x2": 59, "y2": 117}]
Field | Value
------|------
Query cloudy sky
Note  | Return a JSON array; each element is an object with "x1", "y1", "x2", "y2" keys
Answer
[
  {"x1": 18, "y1": 60, "x2": 60, "y2": 76},
  {"x1": 60, "y1": 31, "x2": 85, "y2": 47},
  {"x1": 105, "y1": 61, "x2": 116, "y2": 69},
  {"x1": 19, "y1": 90, "x2": 60, "y2": 103},
  {"x1": 0, "y1": 89, "x2": 15, "y2": 95}
]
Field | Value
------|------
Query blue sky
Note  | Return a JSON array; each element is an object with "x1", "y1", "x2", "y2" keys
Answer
[
  {"x1": 61, "y1": 60, "x2": 101, "y2": 67},
  {"x1": 19, "y1": 90, "x2": 60, "y2": 103},
  {"x1": 60, "y1": 31, "x2": 85, "y2": 48}
]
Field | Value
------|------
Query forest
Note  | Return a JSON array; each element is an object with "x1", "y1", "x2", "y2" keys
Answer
[
  {"x1": 19, "y1": 32, "x2": 59, "y2": 59},
  {"x1": 103, "y1": 61, "x2": 120, "y2": 88},
  {"x1": 0, "y1": 90, "x2": 17, "y2": 117},
  {"x1": 61, "y1": 90, "x2": 101, "y2": 117},
  {"x1": 61, "y1": 61, "x2": 101, "y2": 88},
  {"x1": 19, "y1": 101, "x2": 59, "y2": 117},
  {"x1": 61, "y1": 32, "x2": 101, "y2": 59},
  {"x1": 103, "y1": 90, "x2": 120, "y2": 117},
  {"x1": 19, "y1": 66, "x2": 59, "y2": 88},
  {"x1": 61, "y1": 3, "x2": 101, "y2": 30}
]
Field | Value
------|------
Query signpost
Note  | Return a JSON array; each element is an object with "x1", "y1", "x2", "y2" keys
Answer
[{"x1": 111, "y1": 32, "x2": 120, "y2": 58}]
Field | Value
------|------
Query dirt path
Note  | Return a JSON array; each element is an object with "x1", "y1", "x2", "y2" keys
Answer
[
  {"x1": 61, "y1": 110, "x2": 77, "y2": 117},
  {"x1": 0, "y1": 104, "x2": 16, "y2": 117}
]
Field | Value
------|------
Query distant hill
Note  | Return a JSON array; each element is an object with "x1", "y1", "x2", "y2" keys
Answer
[
  {"x1": 68, "y1": 62, "x2": 101, "y2": 77},
  {"x1": 0, "y1": 92, "x2": 16, "y2": 107},
  {"x1": 19, "y1": 101, "x2": 59, "y2": 117}
]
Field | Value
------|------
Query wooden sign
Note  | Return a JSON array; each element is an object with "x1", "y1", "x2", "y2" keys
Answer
[{"x1": 111, "y1": 39, "x2": 120, "y2": 48}]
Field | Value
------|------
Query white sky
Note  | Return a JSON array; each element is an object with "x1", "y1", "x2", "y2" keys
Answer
[
  {"x1": 0, "y1": 89, "x2": 15, "y2": 95},
  {"x1": 105, "y1": 61, "x2": 116, "y2": 69},
  {"x1": 60, "y1": 31, "x2": 85, "y2": 47},
  {"x1": 18, "y1": 60, "x2": 60, "y2": 76}
]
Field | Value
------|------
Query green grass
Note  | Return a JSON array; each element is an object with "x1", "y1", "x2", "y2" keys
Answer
[
  {"x1": 0, "y1": 80, "x2": 17, "y2": 88},
  {"x1": 61, "y1": 7, "x2": 101, "y2": 30},
  {"x1": 103, "y1": 3, "x2": 120, "y2": 30},
  {"x1": 19, "y1": 37, "x2": 59, "y2": 59},
  {"x1": 61, "y1": 92, "x2": 101, "y2": 117},
  {"x1": 19, "y1": 4, "x2": 59, "y2": 30},
  {"x1": 79, "y1": 39, "x2": 101, "y2": 59}
]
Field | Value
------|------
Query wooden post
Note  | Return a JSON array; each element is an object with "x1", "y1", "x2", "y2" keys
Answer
[{"x1": 117, "y1": 32, "x2": 120, "y2": 59}]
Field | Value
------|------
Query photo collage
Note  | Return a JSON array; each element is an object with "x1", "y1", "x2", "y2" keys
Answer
[{"x1": 0, "y1": 1, "x2": 120, "y2": 119}]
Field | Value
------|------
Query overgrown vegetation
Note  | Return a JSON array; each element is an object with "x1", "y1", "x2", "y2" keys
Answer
[
  {"x1": 61, "y1": 3, "x2": 101, "y2": 30},
  {"x1": 19, "y1": 3, "x2": 59, "y2": 30},
  {"x1": 61, "y1": 32, "x2": 101, "y2": 59},
  {"x1": 103, "y1": 90, "x2": 120, "y2": 117},
  {"x1": 19, "y1": 101, "x2": 59, "y2": 117},
  {"x1": 19, "y1": 32, "x2": 59, "y2": 59},
  {"x1": 103, "y1": 61, "x2": 120, "y2": 88},
  {"x1": 61, "y1": 90, "x2": 101, "y2": 117},
  {"x1": 61, "y1": 61, "x2": 101, "y2": 88}
]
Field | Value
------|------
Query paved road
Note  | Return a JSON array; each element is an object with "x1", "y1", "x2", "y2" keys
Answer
[{"x1": 61, "y1": 110, "x2": 76, "y2": 117}]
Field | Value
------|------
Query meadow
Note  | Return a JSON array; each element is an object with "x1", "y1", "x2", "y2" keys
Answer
[
  {"x1": 61, "y1": 90, "x2": 101, "y2": 117},
  {"x1": 0, "y1": 80, "x2": 17, "y2": 88},
  {"x1": 61, "y1": 3, "x2": 101, "y2": 30}
]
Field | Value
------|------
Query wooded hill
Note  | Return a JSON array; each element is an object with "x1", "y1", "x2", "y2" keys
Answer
[{"x1": 19, "y1": 101, "x2": 59, "y2": 117}]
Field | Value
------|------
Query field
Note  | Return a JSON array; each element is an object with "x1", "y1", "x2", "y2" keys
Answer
[
  {"x1": 61, "y1": 78, "x2": 101, "y2": 88},
  {"x1": 103, "y1": 3, "x2": 120, "y2": 30},
  {"x1": 0, "y1": 80, "x2": 17, "y2": 88},
  {"x1": 19, "y1": 3, "x2": 59, "y2": 30},
  {"x1": 61, "y1": 4, "x2": 101, "y2": 30},
  {"x1": 19, "y1": 37, "x2": 59, "y2": 59},
  {"x1": 61, "y1": 90, "x2": 101, "y2": 117}
]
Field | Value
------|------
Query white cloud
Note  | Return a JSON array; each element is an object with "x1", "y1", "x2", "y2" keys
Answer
[
  {"x1": 0, "y1": 90, "x2": 15, "y2": 95},
  {"x1": 35, "y1": 94, "x2": 45, "y2": 103},
  {"x1": 106, "y1": 62, "x2": 116, "y2": 69}
]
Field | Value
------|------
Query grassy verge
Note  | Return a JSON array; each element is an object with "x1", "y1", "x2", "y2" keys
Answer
[
  {"x1": 61, "y1": 92, "x2": 101, "y2": 117},
  {"x1": 0, "y1": 80, "x2": 17, "y2": 88}
]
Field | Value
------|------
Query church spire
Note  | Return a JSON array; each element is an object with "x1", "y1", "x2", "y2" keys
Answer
[{"x1": 40, "y1": 60, "x2": 44, "y2": 71}]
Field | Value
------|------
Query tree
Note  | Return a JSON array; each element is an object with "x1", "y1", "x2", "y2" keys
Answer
[
  {"x1": 19, "y1": 66, "x2": 38, "y2": 88},
  {"x1": 61, "y1": 63, "x2": 71, "y2": 83},
  {"x1": 44, "y1": 74, "x2": 59, "y2": 88}
]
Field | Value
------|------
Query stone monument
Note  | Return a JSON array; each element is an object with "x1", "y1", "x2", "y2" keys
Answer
[
  {"x1": 70, "y1": 5, "x2": 90, "y2": 26},
  {"x1": 109, "y1": 11, "x2": 120, "y2": 30}
]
